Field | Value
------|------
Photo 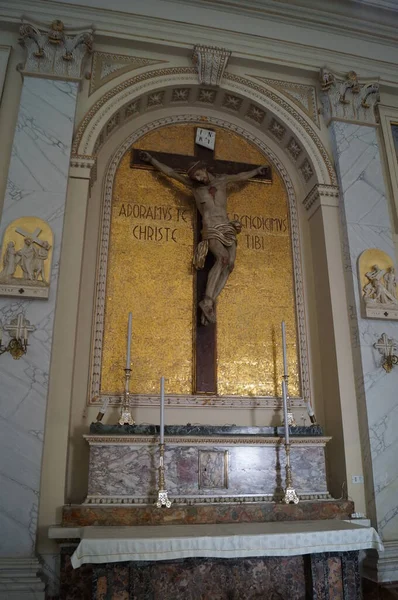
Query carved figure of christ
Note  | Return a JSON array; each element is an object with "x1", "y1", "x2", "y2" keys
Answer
[
  {"x1": 139, "y1": 152, "x2": 268, "y2": 322},
  {"x1": 132, "y1": 142, "x2": 271, "y2": 394}
]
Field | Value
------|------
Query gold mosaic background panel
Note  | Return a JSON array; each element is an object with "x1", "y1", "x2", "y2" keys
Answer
[
  {"x1": 101, "y1": 127, "x2": 195, "y2": 395},
  {"x1": 101, "y1": 123, "x2": 300, "y2": 397},
  {"x1": 213, "y1": 129, "x2": 299, "y2": 397}
]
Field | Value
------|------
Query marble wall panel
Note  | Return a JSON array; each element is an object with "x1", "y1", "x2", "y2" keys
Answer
[
  {"x1": 0, "y1": 77, "x2": 78, "y2": 556},
  {"x1": 331, "y1": 121, "x2": 398, "y2": 542},
  {"x1": 87, "y1": 441, "x2": 328, "y2": 499}
]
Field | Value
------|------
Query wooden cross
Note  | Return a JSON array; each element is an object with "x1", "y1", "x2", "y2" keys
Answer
[
  {"x1": 131, "y1": 128, "x2": 272, "y2": 394},
  {"x1": 15, "y1": 226, "x2": 46, "y2": 247}
]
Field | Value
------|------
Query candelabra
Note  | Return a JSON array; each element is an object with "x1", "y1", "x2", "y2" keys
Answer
[
  {"x1": 282, "y1": 443, "x2": 300, "y2": 504},
  {"x1": 282, "y1": 374, "x2": 296, "y2": 427},
  {"x1": 155, "y1": 443, "x2": 171, "y2": 508},
  {"x1": 280, "y1": 321, "x2": 299, "y2": 504},
  {"x1": 0, "y1": 314, "x2": 34, "y2": 360},
  {"x1": 281, "y1": 375, "x2": 299, "y2": 505},
  {"x1": 118, "y1": 367, "x2": 135, "y2": 425}
]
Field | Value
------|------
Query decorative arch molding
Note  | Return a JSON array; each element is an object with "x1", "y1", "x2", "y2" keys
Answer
[
  {"x1": 72, "y1": 67, "x2": 336, "y2": 189},
  {"x1": 90, "y1": 113, "x2": 310, "y2": 409}
]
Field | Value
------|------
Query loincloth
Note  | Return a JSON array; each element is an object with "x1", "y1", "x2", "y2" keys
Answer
[{"x1": 193, "y1": 220, "x2": 241, "y2": 270}]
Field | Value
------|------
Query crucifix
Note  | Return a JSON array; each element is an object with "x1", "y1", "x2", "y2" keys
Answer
[{"x1": 131, "y1": 127, "x2": 271, "y2": 394}]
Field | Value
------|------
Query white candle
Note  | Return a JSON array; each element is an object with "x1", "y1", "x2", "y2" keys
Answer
[
  {"x1": 160, "y1": 376, "x2": 165, "y2": 444},
  {"x1": 126, "y1": 312, "x2": 132, "y2": 369},
  {"x1": 281, "y1": 321, "x2": 288, "y2": 378},
  {"x1": 282, "y1": 378, "x2": 290, "y2": 444},
  {"x1": 100, "y1": 397, "x2": 110, "y2": 414},
  {"x1": 306, "y1": 402, "x2": 315, "y2": 417}
]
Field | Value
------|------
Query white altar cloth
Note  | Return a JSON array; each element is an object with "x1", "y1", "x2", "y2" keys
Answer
[{"x1": 70, "y1": 520, "x2": 383, "y2": 568}]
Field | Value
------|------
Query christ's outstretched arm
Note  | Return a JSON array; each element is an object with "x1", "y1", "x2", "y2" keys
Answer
[
  {"x1": 221, "y1": 165, "x2": 268, "y2": 184},
  {"x1": 140, "y1": 152, "x2": 192, "y2": 187}
]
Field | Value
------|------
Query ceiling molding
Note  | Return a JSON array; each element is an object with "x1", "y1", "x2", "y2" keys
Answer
[{"x1": 1, "y1": 0, "x2": 398, "y2": 86}]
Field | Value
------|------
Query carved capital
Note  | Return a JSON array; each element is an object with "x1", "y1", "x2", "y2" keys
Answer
[
  {"x1": 303, "y1": 184, "x2": 340, "y2": 219},
  {"x1": 69, "y1": 155, "x2": 97, "y2": 184},
  {"x1": 19, "y1": 20, "x2": 94, "y2": 80},
  {"x1": 320, "y1": 68, "x2": 379, "y2": 125},
  {"x1": 192, "y1": 45, "x2": 231, "y2": 87}
]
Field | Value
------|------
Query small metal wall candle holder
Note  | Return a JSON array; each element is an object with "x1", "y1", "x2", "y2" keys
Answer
[
  {"x1": 374, "y1": 333, "x2": 398, "y2": 373},
  {"x1": 0, "y1": 314, "x2": 35, "y2": 359}
]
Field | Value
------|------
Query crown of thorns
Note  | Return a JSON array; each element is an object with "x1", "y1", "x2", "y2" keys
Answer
[{"x1": 187, "y1": 160, "x2": 208, "y2": 177}]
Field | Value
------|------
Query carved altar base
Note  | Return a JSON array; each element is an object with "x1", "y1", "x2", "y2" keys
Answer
[
  {"x1": 84, "y1": 423, "x2": 332, "y2": 505},
  {"x1": 52, "y1": 521, "x2": 382, "y2": 600}
]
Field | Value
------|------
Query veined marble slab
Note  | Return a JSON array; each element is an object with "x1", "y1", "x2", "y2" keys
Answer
[
  {"x1": 84, "y1": 434, "x2": 331, "y2": 503},
  {"x1": 90, "y1": 422, "x2": 324, "y2": 436},
  {"x1": 331, "y1": 121, "x2": 398, "y2": 542},
  {"x1": 0, "y1": 77, "x2": 78, "y2": 556}
]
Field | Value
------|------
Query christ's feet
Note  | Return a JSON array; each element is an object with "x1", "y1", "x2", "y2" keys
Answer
[{"x1": 199, "y1": 298, "x2": 216, "y2": 325}]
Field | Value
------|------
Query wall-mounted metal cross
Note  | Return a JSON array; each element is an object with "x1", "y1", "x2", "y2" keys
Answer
[
  {"x1": 374, "y1": 333, "x2": 398, "y2": 372},
  {"x1": 0, "y1": 314, "x2": 36, "y2": 360}
]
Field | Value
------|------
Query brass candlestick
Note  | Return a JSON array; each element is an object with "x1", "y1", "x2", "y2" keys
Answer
[
  {"x1": 282, "y1": 443, "x2": 299, "y2": 504},
  {"x1": 118, "y1": 367, "x2": 135, "y2": 425},
  {"x1": 155, "y1": 443, "x2": 171, "y2": 508}
]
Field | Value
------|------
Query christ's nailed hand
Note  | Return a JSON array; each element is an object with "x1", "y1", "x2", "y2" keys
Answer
[{"x1": 140, "y1": 151, "x2": 152, "y2": 162}]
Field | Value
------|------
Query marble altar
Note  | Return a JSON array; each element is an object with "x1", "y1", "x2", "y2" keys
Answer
[
  {"x1": 85, "y1": 424, "x2": 331, "y2": 505},
  {"x1": 50, "y1": 521, "x2": 382, "y2": 600}
]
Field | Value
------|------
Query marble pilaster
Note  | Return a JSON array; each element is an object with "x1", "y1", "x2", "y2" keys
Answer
[
  {"x1": 0, "y1": 75, "x2": 78, "y2": 558},
  {"x1": 322, "y1": 68, "x2": 398, "y2": 581},
  {"x1": 0, "y1": 19, "x2": 92, "y2": 599}
]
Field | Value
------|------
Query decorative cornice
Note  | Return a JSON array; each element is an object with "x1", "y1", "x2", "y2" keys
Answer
[
  {"x1": 18, "y1": 19, "x2": 93, "y2": 80},
  {"x1": 84, "y1": 434, "x2": 332, "y2": 446},
  {"x1": 92, "y1": 394, "x2": 307, "y2": 409},
  {"x1": 2, "y1": 1, "x2": 398, "y2": 86},
  {"x1": 303, "y1": 184, "x2": 340, "y2": 219},
  {"x1": 192, "y1": 45, "x2": 231, "y2": 87},
  {"x1": 83, "y1": 491, "x2": 333, "y2": 505},
  {"x1": 320, "y1": 68, "x2": 380, "y2": 126}
]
